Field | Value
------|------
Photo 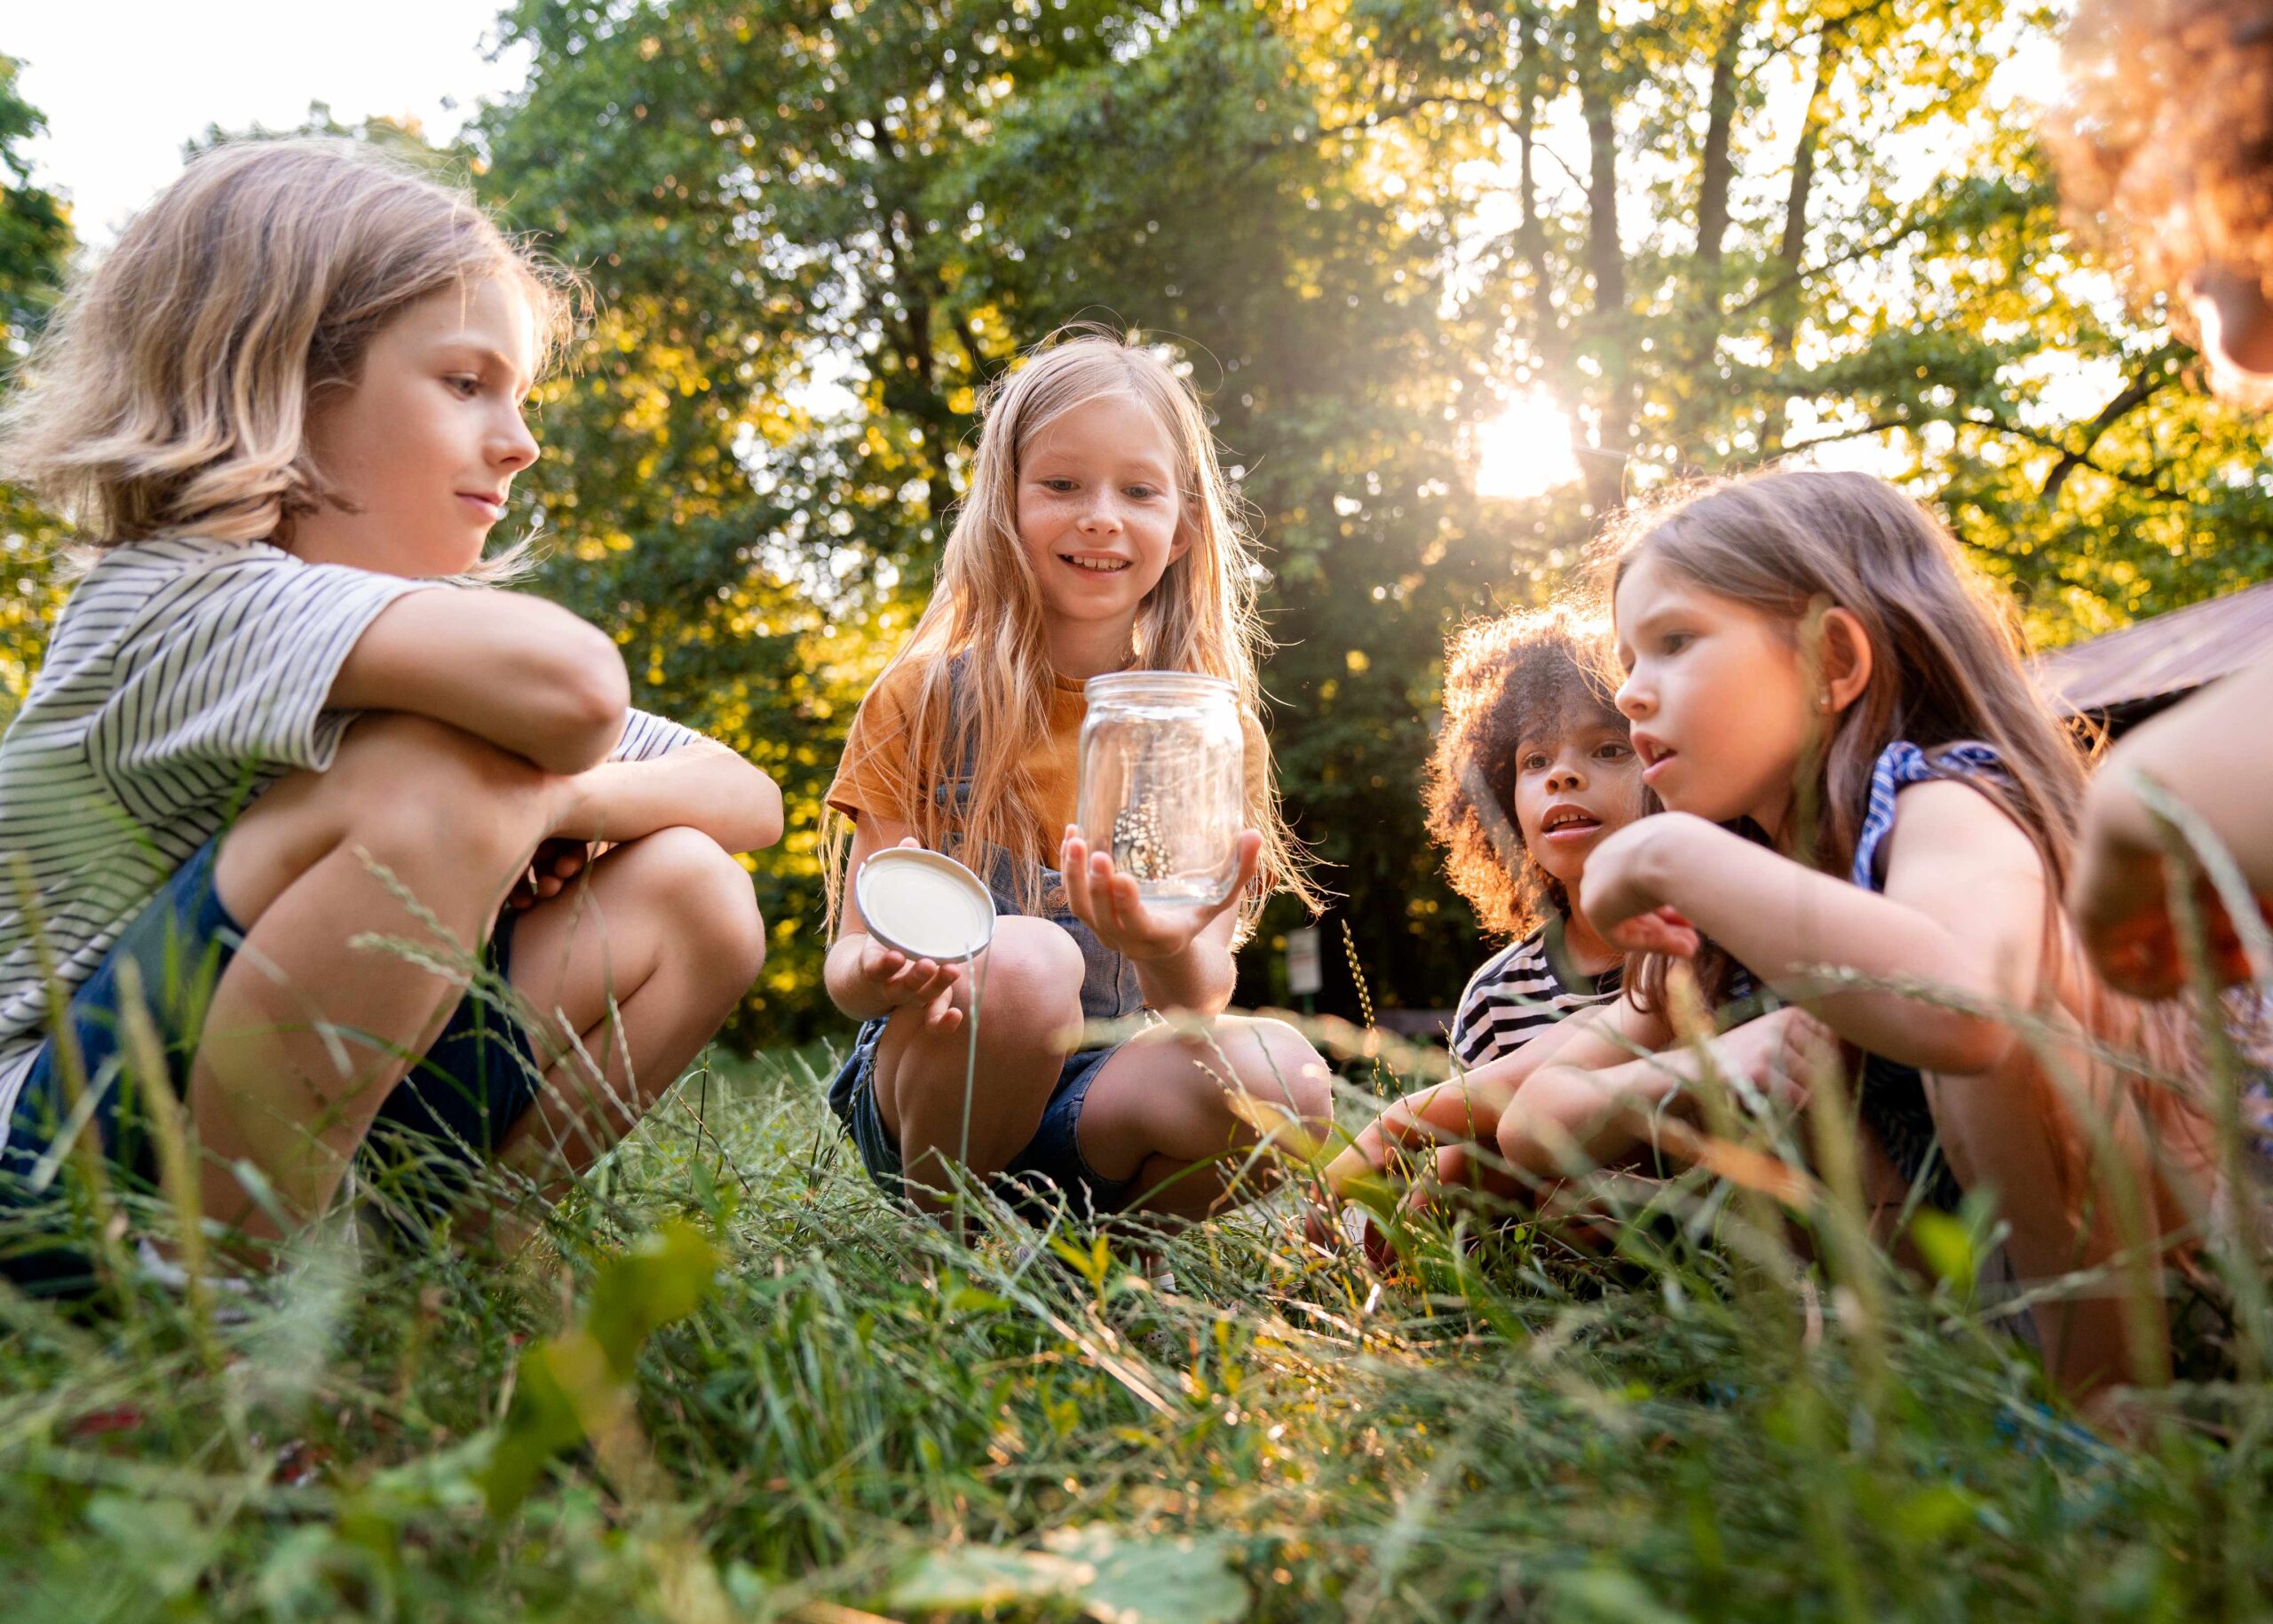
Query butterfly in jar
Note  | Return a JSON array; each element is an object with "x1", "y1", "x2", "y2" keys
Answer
[{"x1": 1112, "y1": 800, "x2": 1172, "y2": 881}]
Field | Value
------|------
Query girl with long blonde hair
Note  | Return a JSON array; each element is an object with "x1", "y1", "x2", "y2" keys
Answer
[{"x1": 822, "y1": 329, "x2": 1329, "y2": 1223}]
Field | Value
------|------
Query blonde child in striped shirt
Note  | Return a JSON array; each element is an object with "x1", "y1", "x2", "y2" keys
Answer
[{"x1": 0, "y1": 141, "x2": 780, "y2": 1287}]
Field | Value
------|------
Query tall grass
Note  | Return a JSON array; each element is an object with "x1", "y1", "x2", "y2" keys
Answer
[{"x1": 2, "y1": 981, "x2": 2269, "y2": 1621}]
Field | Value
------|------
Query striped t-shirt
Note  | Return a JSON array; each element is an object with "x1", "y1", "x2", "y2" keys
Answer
[
  {"x1": 0, "y1": 535, "x2": 699, "y2": 1146},
  {"x1": 1449, "y1": 914, "x2": 1624, "y2": 1069}
]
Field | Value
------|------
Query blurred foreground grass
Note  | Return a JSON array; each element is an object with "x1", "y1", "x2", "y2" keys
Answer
[{"x1": 0, "y1": 1038, "x2": 2266, "y2": 1622}]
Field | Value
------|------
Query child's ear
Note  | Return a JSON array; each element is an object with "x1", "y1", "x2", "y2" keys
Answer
[{"x1": 1818, "y1": 607, "x2": 1873, "y2": 715}]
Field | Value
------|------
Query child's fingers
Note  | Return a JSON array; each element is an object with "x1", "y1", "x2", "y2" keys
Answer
[
  {"x1": 1086, "y1": 848, "x2": 1129, "y2": 938},
  {"x1": 1060, "y1": 826, "x2": 1097, "y2": 920},
  {"x1": 1229, "y1": 829, "x2": 1263, "y2": 900},
  {"x1": 922, "y1": 972, "x2": 964, "y2": 1030},
  {"x1": 863, "y1": 944, "x2": 909, "y2": 988}
]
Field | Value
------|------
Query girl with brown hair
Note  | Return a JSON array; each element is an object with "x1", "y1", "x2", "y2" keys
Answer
[{"x1": 1482, "y1": 468, "x2": 2214, "y2": 1399}]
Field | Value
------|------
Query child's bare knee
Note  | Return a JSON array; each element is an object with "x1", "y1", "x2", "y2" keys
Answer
[
  {"x1": 634, "y1": 827, "x2": 764, "y2": 990},
  {"x1": 968, "y1": 915, "x2": 1084, "y2": 1035},
  {"x1": 1235, "y1": 1018, "x2": 1333, "y2": 1122}
]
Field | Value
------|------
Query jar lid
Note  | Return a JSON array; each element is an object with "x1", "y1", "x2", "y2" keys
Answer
[{"x1": 855, "y1": 847, "x2": 996, "y2": 963}]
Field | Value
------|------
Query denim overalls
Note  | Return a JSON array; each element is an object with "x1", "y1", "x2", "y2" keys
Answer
[{"x1": 828, "y1": 664, "x2": 1148, "y2": 1213}]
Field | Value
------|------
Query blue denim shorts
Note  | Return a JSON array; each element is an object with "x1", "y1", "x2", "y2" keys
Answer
[
  {"x1": 829, "y1": 1021, "x2": 1137, "y2": 1220},
  {"x1": 0, "y1": 837, "x2": 542, "y2": 1292}
]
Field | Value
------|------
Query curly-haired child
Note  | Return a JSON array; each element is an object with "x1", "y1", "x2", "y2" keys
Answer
[
  {"x1": 1428, "y1": 608, "x2": 1639, "y2": 1070},
  {"x1": 1316, "y1": 606, "x2": 1649, "y2": 1208}
]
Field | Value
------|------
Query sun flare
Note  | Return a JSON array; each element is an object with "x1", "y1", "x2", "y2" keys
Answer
[{"x1": 1474, "y1": 394, "x2": 1581, "y2": 501}]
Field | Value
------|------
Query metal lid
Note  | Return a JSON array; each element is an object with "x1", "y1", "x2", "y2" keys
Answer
[{"x1": 854, "y1": 847, "x2": 996, "y2": 963}]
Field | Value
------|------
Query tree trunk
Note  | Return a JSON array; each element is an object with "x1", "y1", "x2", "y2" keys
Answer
[
  {"x1": 1695, "y1": 1, "x2": 1748, "y2": 286},
  {"x1": 1573, "y1": 0, "x2": 1633, "y2": 511},
  {"x1": 1762, "y1": 28, "x2": 1841, "y2": 455},
  {"x1": 1770, "y1": 30, "x2": 1840, "y2": 360}
]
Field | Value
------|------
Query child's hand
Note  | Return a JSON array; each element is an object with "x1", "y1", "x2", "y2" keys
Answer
[
  {"x1": 2071, "y1": 846, "x2": 2264, "y2": 998},
  {"x1": 1580, "y1": 817, "x2": 1703, "y2": 957},
  {"x1": 850, "y1": 939, "x2": 967, "y2": 1031},
  {"x1": 846, "y1": 838, "x2": 970, "y2": 1030},
  {"x1": 1058, "y1": 824, "x2": 1263, "y2": 963},
  {"x1": 1707, "y1": 1006, "x2": 1841, "y2": 1108},
  {"x1": 508, "y1": 836, "x2": 597, "y2": 912}
]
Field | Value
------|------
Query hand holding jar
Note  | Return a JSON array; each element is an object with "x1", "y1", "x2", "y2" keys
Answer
[
  {"x1": 1061, "y1": 822, "x2": 1263, "y2": 962},
  {"x1": 1066, "y1": 670, "x2": 1255, "y2": 959}
]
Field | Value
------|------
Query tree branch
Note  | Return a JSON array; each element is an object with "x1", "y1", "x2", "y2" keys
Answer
[{"x1": 2040, "y1": 346, "x2": 2186, "y2": 503}]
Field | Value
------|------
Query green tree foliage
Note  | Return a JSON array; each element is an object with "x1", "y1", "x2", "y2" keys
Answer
[
  {"x1": 471, "y1": 0, "x2": 2273, "y2": 1028},
  {"x1": 5, "y1": 4, "x2": 2269, "y2": 1031},
  {"x1": 0, "y1": 53, "x2": 74, "y2": 723},
  {"x1": 1339, "y1": 0, "x2": 2272, "y2": 636},
  {"x1": 477, "y1": 2, "x2": 1500, "y2": 1019}
]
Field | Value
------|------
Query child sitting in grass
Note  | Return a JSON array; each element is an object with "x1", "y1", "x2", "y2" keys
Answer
[
  {"x1": 1430, "y1": 607, "x2": 1638, "y2": 1069},
  {"x1": 1321, "y1": 606, "x2": 1644, "y2": 1207},
  {"x1": 0, "y1": 140, "x2": 781, "y2": 1289}
]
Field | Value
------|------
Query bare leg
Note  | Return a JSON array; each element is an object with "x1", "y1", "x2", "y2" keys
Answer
[
  {"x1": 497, "y1": 826, "x2": 764, "y2": 1188},
  {"x1": 1075, "y1": 1017, "x2": 1333, "y2": 1221},
  {"x1": 194, "y1": 716, "x2": 558, "y2": 1246},
  {"x1": 870, "y1": 916, "x2": 1086, "y2": 1211}
]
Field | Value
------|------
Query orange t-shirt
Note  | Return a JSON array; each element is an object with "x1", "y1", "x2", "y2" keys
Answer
[{"x1": 827, "y1": 661, "x2": 1268, "y2": 867}]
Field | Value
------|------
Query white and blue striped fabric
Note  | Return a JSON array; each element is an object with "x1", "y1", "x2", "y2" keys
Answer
[
  {"x1": 1449, "y1": 923, "x2": 1622, "y2": 1069},
  {"x1": 1849, "y1": 741, "x2": 2008, "y2": 890},
  {"x1": 0, "y1": 536, "x2": 697, "y2": 1147}
]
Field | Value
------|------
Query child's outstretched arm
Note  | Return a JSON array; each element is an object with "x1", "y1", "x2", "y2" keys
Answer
[
  {"x1": 1320, "y1": 999, "x2": 1653, "y2": 1198},
  {"x1": 1499, "y1": 1006, "x2": 1837, "y2": 1183},
  {"x1": 2071, "y1": 654, "x2": 2273, "y2": 996},
  {"x1": 1580, "y1": 792, "x2": 2047, "y2": 1076},
  {"x1": 1058, "y1": 824, "x2": 1263, "y2": 1015},
  {"x1": 329, "y1": 589, "x2": 632, "y2": 774}
]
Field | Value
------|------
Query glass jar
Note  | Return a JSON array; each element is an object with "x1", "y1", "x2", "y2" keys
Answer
[{"x1": 1076, "y1": 671, "x2": 1246, "y2": 909}]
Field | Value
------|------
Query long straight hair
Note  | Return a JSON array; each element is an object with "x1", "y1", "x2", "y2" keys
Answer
[
  {"x1": 826, "y1": 328, "x2": 1319, "y2": 931},
  {"x1": 1597, "y1": 468, "x2": 2220, "y2": 1276},
  {"x1": 1598, "y1": 471, "x2": 2196, "y2": 1081}
]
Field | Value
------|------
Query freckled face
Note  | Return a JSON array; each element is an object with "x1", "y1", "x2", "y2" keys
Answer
[
  {"x1": 1015, "y1": 392, "x2": 1188, "y2": 639},
  {"x1": 1613, "y1": 551, "x2": 1817, "y2": 830},
  {"x1": 295, "y1": 275, "x2": 541, "y2": 578},
  {"x1": 1510, "y1": 716, "x2": 1643, "y2": 892}
]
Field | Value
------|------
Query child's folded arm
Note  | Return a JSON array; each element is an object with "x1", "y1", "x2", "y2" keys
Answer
[
  {"x1": 327, "y1": 588, "x2": 630, "y2": 775},
  {"x1": 552, "y1": 738, "x2": 781, "y2": 854},
  {"x1": 1596, "y1": 799, "x2": 2040, "y2": 1076}
]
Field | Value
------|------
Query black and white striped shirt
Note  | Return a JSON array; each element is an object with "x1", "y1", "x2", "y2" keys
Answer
[
  {"x1": 1448, "y1": 915, "x2": 1623, "y2": 1070},
  {"x1": 0, "y1": 536, "x2": 697, "y2": 1144}
]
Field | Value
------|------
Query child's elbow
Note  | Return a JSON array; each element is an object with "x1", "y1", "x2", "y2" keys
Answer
[{"x1": 535, "y1": 630, "x2": 632, "y2": 772}]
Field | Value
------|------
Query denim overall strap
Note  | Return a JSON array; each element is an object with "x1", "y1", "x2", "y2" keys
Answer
[{"x1": 937, "y1": 658, "x2": 1144, "y2": 1025}]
